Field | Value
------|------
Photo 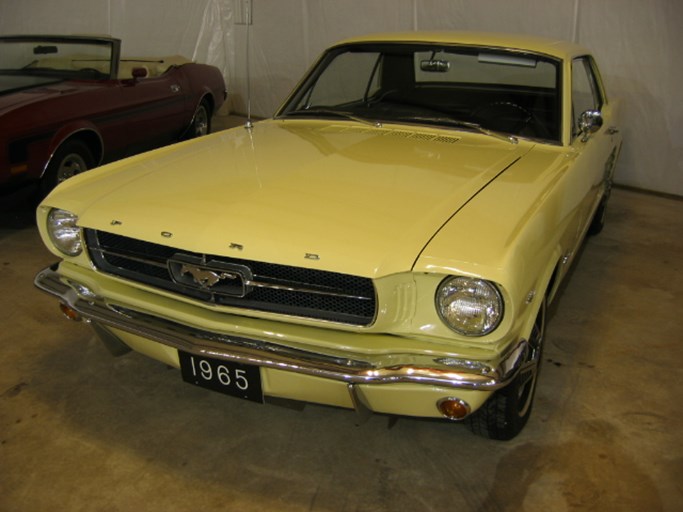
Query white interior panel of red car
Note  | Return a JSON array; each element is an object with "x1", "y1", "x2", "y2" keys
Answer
[{"x1": 0, "y1": 0, "x2": 680, "y2": 195}]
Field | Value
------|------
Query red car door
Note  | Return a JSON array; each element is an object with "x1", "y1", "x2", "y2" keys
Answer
[{"x1": 111, "y1": 67, "x2": 190, "y2": 158}]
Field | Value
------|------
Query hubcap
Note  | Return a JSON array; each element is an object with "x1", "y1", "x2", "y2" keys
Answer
[{"x1": 56, "y1": 153, "x2": 88, "y2": 183}]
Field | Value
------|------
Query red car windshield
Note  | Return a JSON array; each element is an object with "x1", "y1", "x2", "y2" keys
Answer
[{"x1": 0, "y1": 37, "x2": 115, "y2": 80}]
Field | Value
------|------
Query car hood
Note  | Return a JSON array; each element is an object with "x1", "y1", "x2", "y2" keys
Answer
[
  {"x1": 0, "y1": 75, "x2": 69, "y2": 112},
  {"x1": 46, "y1": 119, "x2": 533, "y2": 277}
]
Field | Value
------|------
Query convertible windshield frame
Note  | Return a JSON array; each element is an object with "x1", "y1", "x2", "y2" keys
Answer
[
  {"x1": 276, "y1": 42, "x2": 563, "y2": 144},
  {"x1": 0, "y1": 35, "x2": 121, "y2": 80}
]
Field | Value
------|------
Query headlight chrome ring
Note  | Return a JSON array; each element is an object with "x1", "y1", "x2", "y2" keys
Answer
[
  {"x1": 436, "y1": 276, "x2": 503, "y2": 336},
  {"x1": 47, "y1": 208, "x2": 82, "y2": 256}
]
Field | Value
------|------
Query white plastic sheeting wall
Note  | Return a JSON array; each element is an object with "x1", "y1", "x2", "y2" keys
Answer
[{"x1": 1, "y1": 0, "x2": 681, "y2": 196}]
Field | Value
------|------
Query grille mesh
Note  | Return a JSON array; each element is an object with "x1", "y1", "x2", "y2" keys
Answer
[{"x1": 85, "y1": 230, "x2": 376, "y2": 326}]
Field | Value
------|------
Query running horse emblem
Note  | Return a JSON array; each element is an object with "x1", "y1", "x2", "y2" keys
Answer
[{"x1": 179, "y1": 264, "x2": 239, "y2": 288}]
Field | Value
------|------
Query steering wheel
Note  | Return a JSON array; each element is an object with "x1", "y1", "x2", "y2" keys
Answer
[{"x1": 472, "y1": 101, "x2": 534, "y2": 135}]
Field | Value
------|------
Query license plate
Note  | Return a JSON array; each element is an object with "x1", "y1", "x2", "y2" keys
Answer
[{"x1": 178, "y1": 351, "x2": 263, "y2": 403}]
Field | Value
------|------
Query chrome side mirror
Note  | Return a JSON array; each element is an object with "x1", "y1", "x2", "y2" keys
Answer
[{"x1": 579, "y1": 110, "x2": 603, "y2": 141}]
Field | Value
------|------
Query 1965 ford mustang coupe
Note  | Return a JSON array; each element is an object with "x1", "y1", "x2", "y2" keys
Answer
[
  {"x1": 1, "y1": 34, "x2": 226, "y2": 195},
  {"x1": 34, "y1": 32, "x2": 621, "y2": 440}
]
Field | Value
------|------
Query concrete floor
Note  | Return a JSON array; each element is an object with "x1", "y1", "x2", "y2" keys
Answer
[{"x1": 1, "y1": 122, "x2": 682, "y2": 510}]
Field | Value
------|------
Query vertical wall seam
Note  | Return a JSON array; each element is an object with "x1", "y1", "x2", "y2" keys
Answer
[
  {"x1": 413, "y1": 0, "x2": 418, "y2": 31},
  {"x1": 107, "y1": 0, "x2": 111, "y2": 36},
  {"x1": 302, "y1": 0, "x2": 310, "y2": 65},
  {"x1": 572, "y1": 0, "x2": 581, "y2": 42}
]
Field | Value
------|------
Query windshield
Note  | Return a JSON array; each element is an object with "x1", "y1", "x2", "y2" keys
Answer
[
  {"x1": 278, "y1": 43, "x2": 561, "y2": 142},
  {"x1": 0, "y1": 37, "x2": 116, "y2": 80}
]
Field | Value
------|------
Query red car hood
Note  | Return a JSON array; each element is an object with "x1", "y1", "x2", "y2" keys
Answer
[{"x1": 0, "y1": 75, "x2": 77, "y2": 114}]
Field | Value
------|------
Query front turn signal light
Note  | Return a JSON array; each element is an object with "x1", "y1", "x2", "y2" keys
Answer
[{"x1": 437, "y1": 397, "x2": 471, "y2": 421}]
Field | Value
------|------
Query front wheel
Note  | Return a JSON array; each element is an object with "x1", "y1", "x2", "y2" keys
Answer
[
  {"x1": 466, "y1": 298, "x2": 546, "y2": 440},
  {"x1": 41, "y1": 139, "x2": 95, "y2": 195}
]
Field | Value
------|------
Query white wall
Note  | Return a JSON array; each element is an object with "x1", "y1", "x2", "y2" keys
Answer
[{"x1": 1, "y1": 0, "x2": 682, "y2": 196}]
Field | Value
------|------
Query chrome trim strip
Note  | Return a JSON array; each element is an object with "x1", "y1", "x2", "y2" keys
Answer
[
  {"x1": 89, "y1": 247, "x2": 168, "y2": 268},
  {"x1": 245, "y1": 279, "x2": 373, "y2": 301},
  {"x1": 35, "y1": 265, "x2": 527, "y2": 391}
]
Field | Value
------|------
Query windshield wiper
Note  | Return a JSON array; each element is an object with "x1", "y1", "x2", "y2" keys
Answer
[
  {"x1": 280, "y1": 108, "x2": 381, "y2": 127},
  {"x1": 404, "y1": 116, "x2": 518, "y2": 144}
]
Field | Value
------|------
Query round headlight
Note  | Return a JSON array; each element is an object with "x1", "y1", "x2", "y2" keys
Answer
[
  {"x1": 47, "y1": 208, "x2": 82, "y2": 256},
  {"x1": 436, "y1": 276, "x2": 503, "y2": 336}
]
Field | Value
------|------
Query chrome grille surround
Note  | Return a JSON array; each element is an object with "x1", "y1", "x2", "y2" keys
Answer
[{"x1": 84, "y1": 229, "x2": 377, "y2": 326}]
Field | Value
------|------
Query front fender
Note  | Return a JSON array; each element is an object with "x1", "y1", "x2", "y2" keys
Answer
[{"x1": 414, "y1": 144, "x2": 577, "y2": 344}]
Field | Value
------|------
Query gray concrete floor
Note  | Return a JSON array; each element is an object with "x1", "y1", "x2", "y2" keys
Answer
[{"x1": 1, "y1": 122, "x2": 682, "y2": 510}]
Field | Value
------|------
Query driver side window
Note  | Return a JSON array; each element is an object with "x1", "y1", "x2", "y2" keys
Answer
[{"x1": 572, "y1": 57, "x2": 603, "y2": 137}]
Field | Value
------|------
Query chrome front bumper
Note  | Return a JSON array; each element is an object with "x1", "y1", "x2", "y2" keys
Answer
[{"x1": 34, "y1": 264, "x2": 528, "y2": 392}]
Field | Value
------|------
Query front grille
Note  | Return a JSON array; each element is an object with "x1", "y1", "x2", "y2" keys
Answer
[{"x1": 84, "y1": 230, "x2": 377, "y2": 326}]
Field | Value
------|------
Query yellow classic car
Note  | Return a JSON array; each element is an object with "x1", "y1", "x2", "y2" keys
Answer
[{"x1": 34, "y1": 32, "x2": 621, "y2": 440}]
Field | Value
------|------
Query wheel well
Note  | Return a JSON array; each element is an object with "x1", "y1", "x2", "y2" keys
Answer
[
  {"x1": 182, "y1": 94, "x2": 215, "y2": 139},
  {"x1": 545, "y1": 257, "x2": 564, "y2": 305},
  {"x1": 70, "y1": 131, "x2": 103, "y2": 165},
  {"x1": 51, "y1": 130, "x2": 103, "y2": 169},
  {"x1": 200, "y1": 93, "x2": 214, "y2": 114},
  {"x1": 41, "y1": 131, "x2": 102, "y2": 179}
]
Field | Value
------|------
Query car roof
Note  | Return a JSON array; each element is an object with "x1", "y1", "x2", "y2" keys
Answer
[{"x1": 334, "y1": 31, "x2": 590, "y2": 60}]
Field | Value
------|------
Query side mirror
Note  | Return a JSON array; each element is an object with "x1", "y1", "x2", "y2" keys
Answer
[
  {"x1": 578, "y1": 110, "x2": 603, "y2": 141},
  {"x1": 131, "y1": 67, "x2": 149, "y2": 80}
]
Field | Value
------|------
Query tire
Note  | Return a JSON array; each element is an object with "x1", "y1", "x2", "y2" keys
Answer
[
  {"x1": 588, "y1": 193, "x2": 608, "y2": 236},
  {"x1": 466, "y1": 298, "x2": 546, "y2": 440},
  {"x1": 186, "y1": 99, "x2": 212, "y2": 139},
  {"x1": 41, "y1": 139, "x2": 95, "y2": 195}
]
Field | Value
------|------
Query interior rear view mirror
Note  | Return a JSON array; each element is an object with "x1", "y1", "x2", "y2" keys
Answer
[{"x1": 420, "y1": 59, "x2": 450, "y2": 72}]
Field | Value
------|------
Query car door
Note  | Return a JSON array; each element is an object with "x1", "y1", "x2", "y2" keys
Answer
[
  {"x1": 113, "y1": 66, "x2": 189, "y2": 156},
  {"x1": 565, "y1": 56, "x2": 620, "y2": 242}
]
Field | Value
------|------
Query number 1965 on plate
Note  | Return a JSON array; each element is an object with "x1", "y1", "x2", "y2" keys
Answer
[{"x1": 179, "y1": 351, "x2": 263, "y2": 403}]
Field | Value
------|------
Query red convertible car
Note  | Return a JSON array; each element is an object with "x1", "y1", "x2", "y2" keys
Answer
[{"x1": 0, "y1": 34, "x2": 226, "y2": 195}]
